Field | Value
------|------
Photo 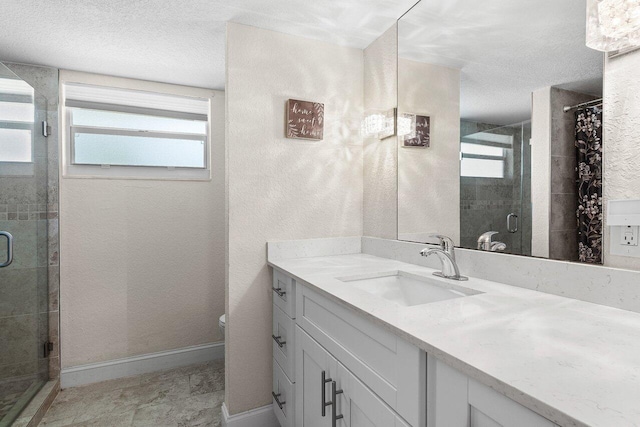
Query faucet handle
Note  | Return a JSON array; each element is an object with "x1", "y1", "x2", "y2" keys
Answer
[
  {"x1": 429, "y1": 234, "x2": 455, "y2": 252},
  {"x1": 477, "y1": 231, "x2": 499, "y2": 251},
  {"x1": 478, "y1": 231, "x2": 499, "y2": 242}
]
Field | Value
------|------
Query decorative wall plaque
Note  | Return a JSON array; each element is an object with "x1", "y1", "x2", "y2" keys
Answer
[
  {"x1": 403, "y1": 114, "x2": 431, "y2": 148},
  {"x1": 286, "y1": 99, "x2": 324, "y2": 140}
]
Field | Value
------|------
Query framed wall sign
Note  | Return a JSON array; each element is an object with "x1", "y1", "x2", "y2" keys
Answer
[
  {"x1": 286, "y1": 99, "x2": 324, "y2": 140},
  {"x1": 403, "y1": 114, "x2": 430, "y2": 148}
]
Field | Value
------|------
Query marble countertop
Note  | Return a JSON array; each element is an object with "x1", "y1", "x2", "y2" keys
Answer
[{"x1": 268, "y1": 253, "x2": 640, "y2": 427}]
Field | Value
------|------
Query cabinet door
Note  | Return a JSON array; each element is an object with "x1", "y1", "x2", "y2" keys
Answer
[
  {"x1": 296, "y1": 325, "x2": 337, "y2": 427},
  {"x1": 336, "y1": 363, "x2": 411, "y2": 427},
  {"x1": 468, "y1": 379, "x2": 557, "y2": 427},
  {"x1": 426, "y1": 355, "x2": 558, "y2": 427},
  {"x1": 426, "y1": 354, "x2": 469, "y2": 427}
]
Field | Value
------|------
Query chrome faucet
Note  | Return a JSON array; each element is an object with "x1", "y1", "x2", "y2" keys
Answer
[
  {"x1": 420, "y1": 234, "x2": 468, "y2": 281},
  {"x1": 477, "y1": 231, "x2": 507, "y2": 252}
]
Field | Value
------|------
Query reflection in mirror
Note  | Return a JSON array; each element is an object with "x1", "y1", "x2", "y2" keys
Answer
[
  {"x1": 0, "y1": 64, "x2": 45, "y2": 177},
  {"x1": 0, "y1": 68, "x2": 34, "y2": 161},
  {"x1": 397, "y1": 0, "x2": 604, "y2": 264}
]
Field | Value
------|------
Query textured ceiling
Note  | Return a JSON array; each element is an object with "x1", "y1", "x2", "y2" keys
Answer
[
  {"x1": 399, "y1": 0, "x2": 604, "y2": 125},
  {"x1": 0, "y1": 0, "x2": 415, "y2": 90},
  {"x1": 2, "y1": 0, "x2": 604, "y2": 119}
]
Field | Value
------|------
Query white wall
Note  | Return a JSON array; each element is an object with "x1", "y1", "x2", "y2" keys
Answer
[
  {"x1": 604, "y1": 50, "x2": 640, "y2": 269},
  {"x1": 531, "y1": 87, "x2": 551, "y2": 258},
  {"x1": 363, "y1": 24, "x2": 398, "y2": 239},
  {"x1": 59, "y1": 71, "x2": 226, "y2": 368},
  {"x1": 398, "y1": 59, "x2": 460, "y2": 244},
  {"x1": 225, "y1": 22, "x2": 364, "y2": 415}
]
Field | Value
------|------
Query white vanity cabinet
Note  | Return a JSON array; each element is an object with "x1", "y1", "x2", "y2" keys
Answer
[
  {"x1": 296, "y1": 326, "x2": 336, "y2": 427},
  {"x1": 272, "y1": 269, "x2": 297, "y2": 427},
  {"x1": 272, "y1": 267, "x2": 425, "y2": 427},
  {"x1": 272, "y1": 267, "x2": 559, "y2": 427},
  {"x1": 336, "y1": 359, "x2": 412, "y2": 427},
  {"x1": 296, "y1": 325, "x2": 410, "y2": 427},
  {"x1": 427, "y1": 356, "x2": 559, "y2": 427}
]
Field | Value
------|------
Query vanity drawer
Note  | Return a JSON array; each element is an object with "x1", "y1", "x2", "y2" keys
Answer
[
  {"x1": 296, "y1": 284, "x2": 425, "y2": 427},
  {"x1": 273, "y1": 268, "x2": 296, "y2": 318},
  {"x1": 273, "y1": 358, "x2": 295, "y2": 427},
  {"x1": 273, "y1": 304, "x2": 295, "y2": 382}
]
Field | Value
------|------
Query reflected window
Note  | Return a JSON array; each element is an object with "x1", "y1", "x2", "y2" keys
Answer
[
  {"x1": 460, "y1": 157, "x2": 505, "y2": 179},
  {"x1": 460, "y1": 132, "x2": 512, "y2": 179},
  {"x1": 0, "y1": 78, "x2": 34, "y2": 164}
]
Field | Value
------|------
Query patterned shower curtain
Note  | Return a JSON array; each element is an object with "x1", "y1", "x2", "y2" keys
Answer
[{"x1": 575, "y1": 106, "x2": 603, "y2": 264}]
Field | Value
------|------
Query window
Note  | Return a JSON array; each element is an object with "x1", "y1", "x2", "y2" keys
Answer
[
  {"x1": 63, "y1": 82, "x2": 211, "y2": 179},
  {"x1": 460, "y1": 132, "x2": 512, "y2": 179},
  {"x1": 0, "y1": 78, "x2": 34, "y2": 166}
]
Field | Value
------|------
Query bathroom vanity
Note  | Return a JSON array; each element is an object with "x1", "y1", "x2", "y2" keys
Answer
[
  {"x1": 271, "y1": 267, "x2": 424, "y2": 427},
  {"x1": 268, "y1": 257, "x2": 559, "y2": 426},
  {"x1": 264, "y1": 236, "x2": 640, "y2": 426},
  {"x1": 267, "y1": 237, "x2": 640, "y2": 427}
]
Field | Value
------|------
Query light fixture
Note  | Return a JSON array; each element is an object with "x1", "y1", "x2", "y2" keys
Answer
[
  {"x1": 361, "y1": 112, "x2": 387, "y2": 137},
  {"x1": 586, "y1": 0, "x2": 640, "y2": 52},
  {"x1": 362, "y1": 108, "x2": 398, "y2": 140}
]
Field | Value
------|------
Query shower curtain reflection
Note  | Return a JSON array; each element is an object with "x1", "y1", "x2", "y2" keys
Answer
[{"x1": 575, "y1": 106, "x2": 603, "y2": 263}]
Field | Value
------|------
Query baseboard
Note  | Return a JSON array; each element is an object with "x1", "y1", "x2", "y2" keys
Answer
[
  {"x1": 61, "y1": 342, "x2": 224, "y2": 388},
  {"x1": 221, "y1": 402, "x2": 279, "y2": 427}
]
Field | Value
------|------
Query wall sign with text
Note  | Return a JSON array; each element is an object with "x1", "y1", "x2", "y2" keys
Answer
[
  {"x1": 403, "y1": 114, "x2": 430, "y2": 148},
  {"x1": 286, "y1": 99, "x2": 324, "y2": 140}
]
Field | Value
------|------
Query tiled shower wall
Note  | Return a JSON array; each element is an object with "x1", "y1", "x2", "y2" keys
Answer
[{"x1": 5, "y1": 63, "x2": 60, "y2": 380}]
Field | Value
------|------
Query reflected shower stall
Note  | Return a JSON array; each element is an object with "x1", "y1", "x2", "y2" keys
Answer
[
  {"x1": 0, "y1": 63, "x2": 52, "y2": 425},
  {"x1": 460, "y1": 120, "x2": 532, "y2": 256}
]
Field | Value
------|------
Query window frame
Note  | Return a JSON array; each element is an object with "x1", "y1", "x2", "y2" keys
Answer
[
  {"x1": 460, "y1": 133, "x2": 513, "y2": 179},
  {"x1": 0, "y1": 82, "x2": 36, "y2": 176},
  {"x1": 0, "y1": 122, "x2": 34, "y2": 163},
  {"x1": 60, "y1": 75, "x2": 214, "y2": 181},
  {"x1": 68, "y1": 113, "x2": 209, "y2": 169}
]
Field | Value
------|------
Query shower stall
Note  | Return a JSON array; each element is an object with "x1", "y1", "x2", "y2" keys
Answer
[
  {"x1": 460, "y1": 120, "x2": 532, "y2": 256},
  {"x1": 0, "y1": 63, "x2": 54, "y2": 425}
]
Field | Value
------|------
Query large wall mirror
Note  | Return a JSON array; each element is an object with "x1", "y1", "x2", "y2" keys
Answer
[{"x1": 397, "y1": 0, "x2": 608, "y2": 264}]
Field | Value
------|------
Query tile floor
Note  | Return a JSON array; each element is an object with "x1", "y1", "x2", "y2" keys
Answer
[
  {"x1": 38, "y1": 361, "x2": 224, "y2": 427},
  {"x1": 1, "y1": 376, "x2": 37, "y2": 421}
]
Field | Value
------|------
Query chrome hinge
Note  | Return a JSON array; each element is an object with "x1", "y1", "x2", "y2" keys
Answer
[
  {"x1": 42, "y1": 121, "x2": 51, "y2": 137},
  {"x1": 43, "y1": 341, "x2": 54, "y2": 358}
]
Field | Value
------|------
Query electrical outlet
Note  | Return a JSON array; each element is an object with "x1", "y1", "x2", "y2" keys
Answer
[{"x1": 621, "y1": 225, "x2": 639, "y2": 246}]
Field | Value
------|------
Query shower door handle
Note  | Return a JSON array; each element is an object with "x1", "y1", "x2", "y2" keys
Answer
[
  {"x1": 507, "y1": 213, "x2": 518, "y2": 233},
  {"x1": 0, "y1": 231, "x2": 13, "y2": 268}
]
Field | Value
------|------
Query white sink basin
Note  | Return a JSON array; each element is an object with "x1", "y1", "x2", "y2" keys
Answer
[{"x1": 336, "y1": 270, "x2": 482, "y2": 307}]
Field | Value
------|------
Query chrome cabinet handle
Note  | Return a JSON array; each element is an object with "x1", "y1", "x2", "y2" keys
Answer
[
  {"x1": 331, "y1": 381, "x2": 343, "y2": 427},
  {"x1": 272, "y1": 391, "x2": 286, "y2": 410},
  {"x1": 321, "y1": 370, "x2": 332, "y2": 416},
  {"x1": 272, "y1": 286, "x2": 286, "y2": 297},
  {"x1": 272, "y1": 335, "x2": 286, "y2": 348},
  {"x1": 507, "y1": 213, "x2": 519, "y2": 233},
  {"x1": 0, "y1": 231, "x2": 13, "y2": 268}
]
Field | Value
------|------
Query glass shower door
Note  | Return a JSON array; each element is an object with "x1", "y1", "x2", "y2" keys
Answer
[
  {"x1": 460, "y1": 120, "x2": 532, "y2": 256},
  {"x1": 0, "y1": 64, "x2": 49, "y2": 426}
]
